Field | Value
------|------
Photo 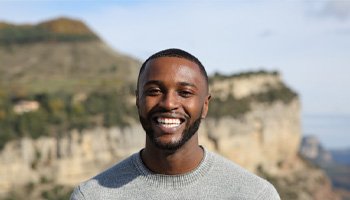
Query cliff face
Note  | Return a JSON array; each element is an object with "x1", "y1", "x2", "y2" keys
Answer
[
  {"x1": 207, "y1": 72, "x2": 300, "y2": 174},
  {"x1": 0, "y1": 126, "x2": 145, "y2": 192},
  {"x1": 210, "y1": 71, "x2": 282, "y2": 100},
  {"x1": 202, "y1": 100, "x2": 300, "y2": 174},
  {"x1": 0, "y1": 100, "x2": 299, "y2": 188},
  {"x1": 0, "y1": 73, "x2": 340, "y2": 199},
  {"x1": 207, "y1": 74, "x2": 339, "y2": 199}
]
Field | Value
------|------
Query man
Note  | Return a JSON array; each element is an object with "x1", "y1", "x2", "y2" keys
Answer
[{"x1": 71, "y1": 48, "x2": 281, "y2": 200}]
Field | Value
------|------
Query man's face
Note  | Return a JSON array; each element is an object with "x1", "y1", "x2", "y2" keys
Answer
[{"x1": 136, "y1": 57, "x2": 210, "y2": 151}]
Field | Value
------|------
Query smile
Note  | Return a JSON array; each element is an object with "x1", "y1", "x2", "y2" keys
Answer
[{"x1": 156, "y1": 117, "x2": 182, "y2": 128}]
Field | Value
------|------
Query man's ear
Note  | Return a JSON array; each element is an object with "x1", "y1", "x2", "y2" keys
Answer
[{"x1": 201, "y1": 94, "x2": 211, "y2": 119}]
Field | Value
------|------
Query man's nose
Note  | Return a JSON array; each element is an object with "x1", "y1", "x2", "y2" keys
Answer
[{"x1": 160, "y1": 91, "x2": 179, "y2": 110}]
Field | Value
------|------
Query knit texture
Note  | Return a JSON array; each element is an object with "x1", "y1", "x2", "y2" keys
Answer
[{"x1": 71, "y1": 148, "x2": 280, "y2": 200}]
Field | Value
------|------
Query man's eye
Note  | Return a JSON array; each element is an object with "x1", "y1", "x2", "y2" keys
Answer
[
  {"x1": 146, "y1": 89, "x2": 161, "y2": 96},
  {"x1": 179, "y1": 90, "x2": 193, "y2": 98}
]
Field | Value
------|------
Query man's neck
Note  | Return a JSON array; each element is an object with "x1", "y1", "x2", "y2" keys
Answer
[{"x1": 141, "y1": 136, "x2": 204, "y2": 175}]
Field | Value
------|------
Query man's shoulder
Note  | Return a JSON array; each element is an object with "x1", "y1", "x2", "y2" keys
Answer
[
  {"x1": 209, "y1": 151, "x2": 264, "y2": 181},
  {"x1": 207, "y1": 151, "x2": 280, "y2": 199},
  {"x1": 93, "y1": 154, "x2": 138, "y2": 183},
  {"x1": 73, "y1": 153, "x2": 139, "y2": 197}
]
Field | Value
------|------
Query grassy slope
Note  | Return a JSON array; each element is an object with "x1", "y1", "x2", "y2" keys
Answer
[
  {"x1": 0, "y1": 17, "x2": 141, "y2": 94},
  {"x1": 0, "y1": 41, "x2": 140, "y2": 94}
]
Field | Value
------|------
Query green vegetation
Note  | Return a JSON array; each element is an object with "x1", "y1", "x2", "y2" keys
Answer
[
  {"x1": 0, "y1": 18, "x2": 98, "y2": 45},
  {"x1": 3, "y1": 182, "x2": 73, "y2": 200},
  {"x1": 209, "y1": 70, "x2": 279, "y2": 84},
  {"x1": 208, "y1": 70, "x2": 297, "y2": 118},
  {"x1": 0, "y1": 25, "x2": 98, "y2": 45},
  {"x1": 208, "y1": 94, "x2": 251, "y2": 118},
  {"x1": 253, "y1": 85, "x2": 298, "y2": 104},
  {"x1": 207, "y1": 84, "x2": 297, "y2": 118},
  {"x1": 0, "y1": 37, "x2": 140, "y2": 95},
  {"x1": 0, "y1": 87, "x2": 137, "y2": 150},
  {"x1": 41, "y1": 185, "x2": 72, "y2": 200}
]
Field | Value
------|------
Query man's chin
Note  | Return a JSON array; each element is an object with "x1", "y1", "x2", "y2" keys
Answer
[{"x1": 152, "y1": 138, "x2": 184, "y2": 151}]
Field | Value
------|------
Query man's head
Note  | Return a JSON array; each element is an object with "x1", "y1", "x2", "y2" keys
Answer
[
  {"x1": 137, "y1": 48, "x2": 209, "y2": 93},
  {"x1": 136, "y1": 48, "x2": 210, "y2": 151}
]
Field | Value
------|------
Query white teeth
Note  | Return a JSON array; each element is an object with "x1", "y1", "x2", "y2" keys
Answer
[
  {"x1": 157, "y1": 118, "x2": 181, "y2": 127},
  {"x1": 163, "y1": 124, "x2": 179, "y2": 128}
]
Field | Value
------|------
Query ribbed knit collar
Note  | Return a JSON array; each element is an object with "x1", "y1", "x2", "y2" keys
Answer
[{"x1": 132, "y1": 147, "x2": 213, "y2": 188}]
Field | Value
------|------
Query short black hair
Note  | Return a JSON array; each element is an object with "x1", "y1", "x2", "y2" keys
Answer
[{"x1": 137, "y1": 48, "x2": 208, "y2": 90}]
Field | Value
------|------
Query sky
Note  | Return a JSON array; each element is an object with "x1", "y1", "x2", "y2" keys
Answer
[{"x1": 0, "y1": 0, "x2": 349, "y2": 148}]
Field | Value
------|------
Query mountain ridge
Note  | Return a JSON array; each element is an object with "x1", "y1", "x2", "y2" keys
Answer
[{"x1": 0, "y1": 17, "x2": 99, "y2": 45}]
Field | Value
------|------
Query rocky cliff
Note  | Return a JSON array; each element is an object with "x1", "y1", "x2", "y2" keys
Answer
[{"x1": 0, "y1": 72, "x2": 340, "y2": 199}]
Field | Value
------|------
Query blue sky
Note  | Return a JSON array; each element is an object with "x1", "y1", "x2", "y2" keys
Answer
[{"x1": 1, "y1": 0, "x2": 349, "y2": 147}]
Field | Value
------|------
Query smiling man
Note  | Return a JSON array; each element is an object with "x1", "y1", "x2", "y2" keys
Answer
[{"x1": 71, "y1": 48, "x2": 281, "y2": 200}]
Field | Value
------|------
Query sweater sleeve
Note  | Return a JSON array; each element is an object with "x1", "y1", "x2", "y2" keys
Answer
[
  {"x1": 255, "y1": 182, "x2": 281, "y2": 200},
  {"x1": 70, "y1": 186, "x2": 86, "y2": 200}
]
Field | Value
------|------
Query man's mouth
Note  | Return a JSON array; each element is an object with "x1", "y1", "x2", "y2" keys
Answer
[
  {"x1": 150, "y1": 111, "x2": 187, "y2": 129},
  {"x1": 156, "y1": 117, "x2": 182, "y2": 128}
]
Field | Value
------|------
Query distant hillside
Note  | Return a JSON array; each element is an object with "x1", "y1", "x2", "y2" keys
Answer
[
  {"x1": 0, "y1": 17, "x2": 98, "y2": 45},
  {"x1": 0, "y1": 17, "x2": 141, "y2": 149},
  {"x1": 299, "y1": 135, "x2": 333, "y2": 165},
  {"x1": 300, "y1": 136, "x2": 350, "y2": 199},
  {"x1": 0, "y1": 17, "x2": 140, "y2": 94}
]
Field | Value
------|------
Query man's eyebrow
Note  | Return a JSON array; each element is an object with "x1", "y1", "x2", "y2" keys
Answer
[
  {"x1": 178, "y1": 81, "x2": 197, "y2": 89},
  {"x1": 144, "y1": 80, "x2": 163, "y2": 86},
  {"x1": 143, "y1": 80, "x2": 197, "y2": 89}
]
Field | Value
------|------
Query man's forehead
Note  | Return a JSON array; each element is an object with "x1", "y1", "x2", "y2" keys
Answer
[
  {"x1": 143, "y1": 57, "x2": 202, "y2": 78},
  {"x1": 137, "y1": 56, "x2": 209, "y2": 93}
]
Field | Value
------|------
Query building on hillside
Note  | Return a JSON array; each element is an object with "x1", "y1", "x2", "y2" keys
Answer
[{"x1": 13, "y1": 100, "x2": 40, "y2": 114}]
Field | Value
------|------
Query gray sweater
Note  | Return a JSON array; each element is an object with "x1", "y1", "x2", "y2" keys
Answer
[{"x1": 71, "y1": 148, "x2": 280, "y2": 200}]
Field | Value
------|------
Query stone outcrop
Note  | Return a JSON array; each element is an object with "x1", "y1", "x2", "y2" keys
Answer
[
  {"x1": 0, "y1": 73, "x2": 340, "y2": 199},
  {"x1": 201, "y1": 100, "x2": 301, "y2": 174},
  {"x1": 0, "y1": 126, "x2": 145, "y2": 194},
  {"x1": 210, "y1": 72, "x2": 282, "y2": 100},
  {"x1": 300, "y1": 135, "x2": 333, "y2": 165}
]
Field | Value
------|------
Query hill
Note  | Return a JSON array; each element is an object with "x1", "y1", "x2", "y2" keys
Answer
[
  {"x1": 0, "y1": 17, "x2": 141, "y2": 150},
  {"x1": 0, "y1": 17, "x2": 98, "y2": 45},
  {"x1": 300, "y1": 136, "x2": 350, "y2": 199},
  {"x1": 0, "y1": 17, "x2": 140, "y2": 95}
]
